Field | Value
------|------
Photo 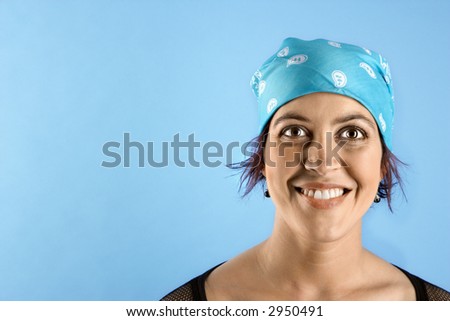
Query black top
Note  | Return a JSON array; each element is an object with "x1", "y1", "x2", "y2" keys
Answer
[{"x1": 161, "y1": 263, "x2": 450, "y2": 301}]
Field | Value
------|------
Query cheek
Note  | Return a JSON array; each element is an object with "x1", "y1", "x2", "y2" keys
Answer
[
  {"x1": 264, "y1": 140, "x2": 302, "y2": 169},
  {"x1": 263, "y1": 142, "x2": 302, "y2": 185},
  {"x1": 343, "y1": 146, "x2": 382, "y2": 189}
]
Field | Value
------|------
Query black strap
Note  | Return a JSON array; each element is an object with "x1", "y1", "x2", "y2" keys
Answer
[
  {"x1": 191, "y1": 262, "x2": 225, "y2": 301},
  {"x1": 394, "y1": 265, "x2": 428, "y2": 301}
]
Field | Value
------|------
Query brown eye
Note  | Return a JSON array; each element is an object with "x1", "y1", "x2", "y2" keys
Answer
[
  {"x1": 282, "y1": 126, "x2": 306, "y2": 137},
  {"x1": 340, "y1": 128, "x2": 364, "y2": 139}
]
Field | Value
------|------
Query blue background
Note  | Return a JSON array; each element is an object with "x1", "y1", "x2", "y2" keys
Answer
[{"x1": 1, "y1": 0, "x2": 449, "y2": 300}]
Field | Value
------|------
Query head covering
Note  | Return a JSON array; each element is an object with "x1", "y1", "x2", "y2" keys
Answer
[{"x1": 250, "y1": 38, "x2": 394, "y2": 150}]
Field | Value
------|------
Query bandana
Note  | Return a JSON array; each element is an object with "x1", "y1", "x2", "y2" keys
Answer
[{"x1": 251, "y1": 38, "x2": 394, "y2": 149}]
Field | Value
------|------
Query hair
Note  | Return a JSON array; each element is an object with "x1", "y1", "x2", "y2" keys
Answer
[{"x1": 228, "y1": 123, "x2": 406, "y2": 212}]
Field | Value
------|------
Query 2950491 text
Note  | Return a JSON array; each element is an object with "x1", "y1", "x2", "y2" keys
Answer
[{"x1": 267, "y1": 305, "x2": 323, "y2": 317}]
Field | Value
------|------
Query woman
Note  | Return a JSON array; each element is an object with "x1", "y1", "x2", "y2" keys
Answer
[{"x1": 161, "y1": 38, "x2": 450, "y2": 301}]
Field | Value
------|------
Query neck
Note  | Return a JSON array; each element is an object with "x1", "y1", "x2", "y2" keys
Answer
[{"x1": 255, "y1": 213, "x2": 368, "y2": 298}]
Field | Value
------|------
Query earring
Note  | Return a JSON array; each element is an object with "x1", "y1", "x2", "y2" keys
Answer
[
  {"x1": 374, "y1": 194, "x2": 381, "y2": 203},
  {"x1": 264, "y1": 189, "x2": 270, "y2": 198}
]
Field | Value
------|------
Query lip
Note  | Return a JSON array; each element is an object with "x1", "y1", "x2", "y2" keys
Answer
[
  {"x1": 294, "y1": 182, "x2": 352, "y2": 210},
  {"x1": 296, "y1": 182, "x2": 351, "y2": 190}
]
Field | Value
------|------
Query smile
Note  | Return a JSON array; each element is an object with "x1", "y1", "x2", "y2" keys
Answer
[
  {"x1": 294, "y1": 186, "x2": 351, "y2": 209},
  {"x1": 298, "y1": 188, "x2": 347, "y2": 200}
]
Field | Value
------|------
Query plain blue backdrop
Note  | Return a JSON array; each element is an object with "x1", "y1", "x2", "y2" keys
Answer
[{"x1": 0, "y1": 0, "x2": 449, "y2": 300}]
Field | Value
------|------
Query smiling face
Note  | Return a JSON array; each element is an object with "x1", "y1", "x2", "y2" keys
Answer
[{"x1": 263, "y1": 92, "x2": 383, "y2": 242}]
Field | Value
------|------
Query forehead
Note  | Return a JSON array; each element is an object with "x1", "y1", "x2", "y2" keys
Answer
[{"x1": 270, "y1": 92, "x2": 376, "y2": 125}]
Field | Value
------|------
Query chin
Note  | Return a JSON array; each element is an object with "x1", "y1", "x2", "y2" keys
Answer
[{"x1": 285, "y1": 205, "x2": 362, "y2": 243}]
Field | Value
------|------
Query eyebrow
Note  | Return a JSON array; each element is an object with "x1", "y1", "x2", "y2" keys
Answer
[
  {"x1": 273, "y1": 112, "x2": 311, "y2": 127},
  {"x1": 273, "y1": 112, "x2": 376, "y2": 130},
  {"x1": 332, "y1": 114, "x2": 376, "y2": 129}
]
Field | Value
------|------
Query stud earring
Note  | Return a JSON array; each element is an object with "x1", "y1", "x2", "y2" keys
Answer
[
  {"x1": 374, "y1": 194, "x2": 381, "y2": 203},
  {"x1": 264, "y1": 190, "x2": 270, "y2": 198}
]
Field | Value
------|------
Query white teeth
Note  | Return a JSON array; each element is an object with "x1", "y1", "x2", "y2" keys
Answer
[
  {"x1": 314, "y1": 190, "x2": 322, "y2": 199},
  {"x1": 300, "y1": 188, "x2": 346, "y2": 200},
  {"x1": 329, "y1": 189, "x2": 336, "y2": 198}
]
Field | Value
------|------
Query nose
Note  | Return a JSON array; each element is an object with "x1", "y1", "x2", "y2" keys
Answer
[{"x1": 303, "y1": 132, "x2": 345, "y2": 175}]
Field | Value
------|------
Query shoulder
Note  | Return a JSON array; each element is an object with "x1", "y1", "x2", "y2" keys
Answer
[
  {"x1": 160, "y1": 263, "x2": 224, "y2": 301},
  {"x1": 396, "y1": 266, "x2": 450, "y2": 301}
]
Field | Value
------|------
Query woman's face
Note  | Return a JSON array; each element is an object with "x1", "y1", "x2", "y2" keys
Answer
[{"x1": 263, "y1": 92, "x2": 383, "y2": 242}]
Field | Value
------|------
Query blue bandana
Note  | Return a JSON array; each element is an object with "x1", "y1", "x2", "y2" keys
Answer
[{"x1": 251, "y1": 38, "x2": 395, "y2": 150}]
